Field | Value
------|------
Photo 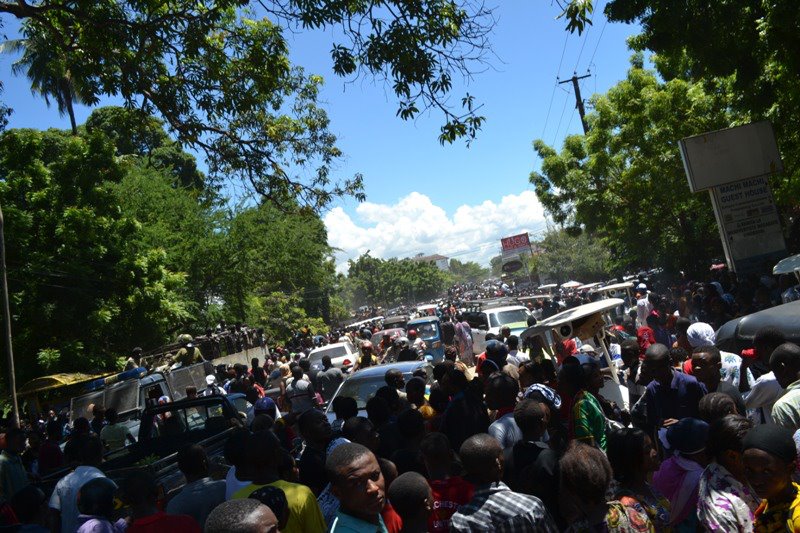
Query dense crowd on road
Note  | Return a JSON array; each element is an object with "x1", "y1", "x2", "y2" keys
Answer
[{"x1": 1, "y1": 268, "x2": 800, "y2": 532}]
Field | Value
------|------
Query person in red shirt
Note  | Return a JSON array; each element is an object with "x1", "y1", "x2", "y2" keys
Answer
[
  {"x1": 419, "y1": 432, "x2": 474, "y2": 533},
  {"x1": 122, "y1": 471, "x2": 201, "y2": 533}
]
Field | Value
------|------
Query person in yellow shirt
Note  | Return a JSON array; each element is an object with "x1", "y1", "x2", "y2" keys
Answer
[
  {"x1": 232, "y1": 431, "x2": 326, "y2": 533},
  {"x1": 742, "y1": 424, "x2": 800, "y2": 532}
]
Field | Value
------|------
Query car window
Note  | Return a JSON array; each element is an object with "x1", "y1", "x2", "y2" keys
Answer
[
  {"x1": 334, "y1": 376, "x2": 386, "y2": 409},
  {"x1": 414, "y1": 322, "x2": 439, "y2": 340},
  {"x1": 489, "y1": 309, "x2": 529, "y2": 328},
  {"x1": 309, "y1": 345, "x2": 348, "y2": 362}
]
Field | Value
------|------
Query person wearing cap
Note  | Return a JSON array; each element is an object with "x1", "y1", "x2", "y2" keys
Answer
[
  {"x1": 408, "y1": 329, "x2": 426, "y2": 357},
  {"x1": 652, "y1": 418, "x2": 709, "y2": 530},
  {"x1": 174, "y1": 335, "x2": 205, "y2": 367},
  {"x1": 124, "y1": 347, "x2": 143, "y2": 371},
  {"x1": 202, "y1": 374, "x2": 227, "y2": 397},
  {"x1": 742, "y1": 424, "x2": 800, "y2": 531},
  {"x1": 353, "y1": 342, "x2": 379, "y2": 371}
]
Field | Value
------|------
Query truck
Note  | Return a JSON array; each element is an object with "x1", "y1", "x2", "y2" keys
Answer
[
  {"x1": 42, "y1": 395, "x2": 241, "y2": 501},
  {"x1": 460, "y1": 303, "x2": 531, "y2": 355}
]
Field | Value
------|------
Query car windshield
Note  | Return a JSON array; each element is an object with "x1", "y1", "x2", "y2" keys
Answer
[
  {"x1": 335, "y1": 373, "x2": 407, "y2": 409},
  {"x1": 489, "y1": 309, "x2": 529, "y2": 328},
  {"x1": 412, "y1": 322, "x2": 439, "y2": 340},
  {"x1": 309, "y1": 345, "x2": 348, "y2": 362}
]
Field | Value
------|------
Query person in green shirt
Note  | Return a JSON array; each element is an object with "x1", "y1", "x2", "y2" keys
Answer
[
  {"x1": 560, "y1": 355, "x2": 608, "y2": 451},
  {"x1": 0, "y1": 427, "x2": 30, "y2": 501}
]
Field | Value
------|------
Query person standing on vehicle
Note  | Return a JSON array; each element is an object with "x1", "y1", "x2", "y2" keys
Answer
[
  {"x1": 175, "y1": 335, "x2": 205, "y2": 367},
  {"x1": 202, "y1": 375, "x2": 227, "y2": 397},
  {"x1": 285, "y1": 366, "x2": 318, "y2": 415},
  {"x1": 317, "y1": 355, "x2": 344, "y2": 403},
  {"x1": 124, "y1": 347, "x2": 143, "y2": 371}
]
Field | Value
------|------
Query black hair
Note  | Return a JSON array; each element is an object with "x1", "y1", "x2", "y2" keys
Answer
[
  {"x1": 486, "y1": 372, "x2": 519, "y2": 407},
  {"x1": 770, "y1": 342, "x2": 800, "y2": 369},
  {"x1": 427, "y1": 385, "x2": 449, "y2": 413},
  {"x1": 419, "y1": 432, "x2": 452, "y2": 463},
  {"x1": 433, "y1": 360, "x2": 455, "y2": 382},
  {"x1": 620, "y1": 339, "x2": 640, "y2": 361},
  {"x1": 122, "y1": 470, "x2": 158, "y2": 506},
  {"x1": 10, "y1": 485, "x2": 46, "y2": 523},
  {"x1": 291, "y1": 366, "x2": 304, "y2": 379},
  {"x1": 513, "y1": 399, "x2": 545, "y2": 434},
  {"x1": 375, "y1": 385, "x2": 399, "y2": 406},
  {"x1": 559, "y1": 441, "x2": 612, "y2": 505},
  {"x1": 298, "y1": 359, "x2": 310, "y2": 372},
  {"x1": 105, "y1": 407, "x2": 119, "y2": 424},
  {"x1": 205, "y1": 499, "x2": 272, "y2": 533},
  {"x1": 76, "y1": 434, "x2": 104, "y2": 464},
  {"x1": 644, "y1": 343, "x2": 670, "y2": 365},
  {"x1": 298, "y1": 408, "x2": 327, "y2": 436},
  {"x1": 322, "y1": 354, "x2": 332, "y2": 367},
  {"x1": 459, "y1": 433, "x2": 501, "y2": 478},
  {"x1": 444, "y1": 367, "x2": 468, "y2": 391},
  {"x1": 385, "y1": 369, "x2": 403, "y2": 386},
  {"x1": 249, "y1": 485, "x2": 289, "y2": 526},
  {"x1": 506, "y1": 335, "x2": 519, "y2": 350},
  {"x1": 342, "y1": 416, "x2": 375, "y2": 443},
  {"x1": 387, "y1": 472, "x2": 430, "y2": 519},
  {"x1": 77, "y1": 477, "x2": 117, "y2": 517},
  {"x1": 692, "y1": 344, "x2": 722, "y2": 363},
  {"x1": 698, "y1": 392, "x2": 738, "y2": 423},
  {"x1": 177, "y1": 443, "x2": 209, "y2": 479},
  {"x1": 405, "y1": 376, "x2": 426, "y2": 394},
  {"x1": 366, "y1": 396, "x2": 391, "y2": 426},
  {"x1": 224, "y1": 427, "x2": 250, "y2": 467},
  {"x1": 331, "y1": 396, "x2": 358, "y2": 420},
  {"x1": 707, "y1": 414, "x2": 753, "y2": 459},
  {"x1": 669, "y1": 347, "x2": 689, "y2": 366},
  {"x1": 325, "y1": 442, "x2": 373, "y2": 484},
  {"x1": 396, "y1": 408, "x2": 425, "y2": 440},
  {"x1": 675, "y1": 317, "x2": 691, "y2": 335},
  {"x1": 606, "y1": 427, "x2": 648, "y2": 483},
  {"x1": 46, "y1": 419, "x2": 62, "y2": 440}
]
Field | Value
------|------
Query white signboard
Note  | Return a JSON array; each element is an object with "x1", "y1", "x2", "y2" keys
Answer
[
  {"x1": 680, "y1": 121, "x2": 783, "y2": 193},
  {"x1": 710, "y1": 176, "x2": 786, "y2": 273}
]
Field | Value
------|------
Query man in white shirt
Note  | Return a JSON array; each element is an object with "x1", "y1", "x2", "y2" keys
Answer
[
  {"x1": 635, "y1": 288, "x2": 654, "y2": 327},
  {"x1": 50, "y1": 435, "x2": 111, "y2": 533},
  {"x1": 506, "y1": 335, "x2": 528, "y2": 365}
]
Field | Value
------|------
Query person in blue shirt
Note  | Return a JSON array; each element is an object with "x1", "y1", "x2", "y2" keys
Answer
[{"x1": 642, "y1": 343, "x2": 707, "y2": 435}]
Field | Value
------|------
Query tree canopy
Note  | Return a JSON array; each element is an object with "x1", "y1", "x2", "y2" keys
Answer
[
  {"x1": 530, "y1": 57, "x2": 731, "y2": 274},
  {"x1": 0, "y1": 107, "x2": 340, "y2": 382},
  {"x1": 1, "y1": 0, "x2": 496, "y2": 208}
]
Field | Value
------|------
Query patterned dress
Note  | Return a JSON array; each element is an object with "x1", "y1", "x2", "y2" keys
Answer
[
  {"x1": 612, "y1": 483, "x2": 671, "y2": 532},
  {"x1": 753, "y1": 482, "x2": 800, "y2": 533},
  {"x1": 697, "y1": 462, "x2": 760, "y2": 532},
  {"x1": 566, "y1": 501, "x2": 654, "y2": 532}
]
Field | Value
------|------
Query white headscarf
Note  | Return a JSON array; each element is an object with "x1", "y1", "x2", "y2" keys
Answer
[{"x1": 687, "y1": 322, "x2": 716, "y2": 348}]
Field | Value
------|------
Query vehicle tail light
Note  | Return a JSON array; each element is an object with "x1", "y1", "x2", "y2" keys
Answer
[{"x1": 343, "y1": 359, "x2": 351, "y2": 367}]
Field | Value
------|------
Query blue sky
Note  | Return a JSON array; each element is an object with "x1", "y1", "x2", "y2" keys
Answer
[{"x1": 0, "y1": 2, "x2": 639, "y2": 269}]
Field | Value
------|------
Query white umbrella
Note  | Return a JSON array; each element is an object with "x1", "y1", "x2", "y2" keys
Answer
[{"x1": 560, "y1": 281, "x2": 582, "y2": 289}]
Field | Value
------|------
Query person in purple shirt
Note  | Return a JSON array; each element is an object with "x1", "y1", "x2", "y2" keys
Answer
[{"x1": 642, "y1": 344, "x2": 707, "y2": 434}]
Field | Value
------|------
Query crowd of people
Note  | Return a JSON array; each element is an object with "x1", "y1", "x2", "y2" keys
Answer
[{"x1": 2, "y1": 267, "x2": 800, "y2": 532}]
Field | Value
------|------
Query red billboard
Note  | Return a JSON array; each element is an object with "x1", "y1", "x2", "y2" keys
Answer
[{"x1": 500, "y1": 233, "x2": 531, "y2": 252}]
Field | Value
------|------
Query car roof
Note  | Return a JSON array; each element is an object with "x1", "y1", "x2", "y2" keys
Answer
[
  {"x1": 407, "y1": 316, "x2": 439, "y2": 325},
  {"x1": 347, "y1": 361, "x2": 428, "y2": 379},
  {"x1": 483, "y1": 305, "x2": 528, "y2": 313},
  {"x1": 310, "y1": 342, "x2": 350, "y2": 354}
]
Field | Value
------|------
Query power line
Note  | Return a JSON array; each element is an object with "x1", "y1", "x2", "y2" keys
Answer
[
  {"x1": 540, "y1": 31, "x2": 570, "y2": 140},
  {"x1": 551, "y1": 87, "x2": 571, "y2": 146},
  {"x1": 587, "y1": 16, "x2": 608, "y2": 69}
]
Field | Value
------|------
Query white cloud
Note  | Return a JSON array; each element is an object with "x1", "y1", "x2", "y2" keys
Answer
[{"x1": 324, "y1": 190, "x2": 547, "y2": 273}]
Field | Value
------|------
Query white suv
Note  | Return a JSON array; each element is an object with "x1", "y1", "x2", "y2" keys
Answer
[
  {"x1": 307, "y1": 340, "x2": 358, "y2": 373},
  {"x1": 462, "y1": 305, "x2": 531, "y2": 355}
]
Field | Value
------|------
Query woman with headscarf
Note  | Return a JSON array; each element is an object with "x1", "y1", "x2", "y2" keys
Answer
[{"x1": 742, "y1": 424, "x2": 800, "y2": 532}]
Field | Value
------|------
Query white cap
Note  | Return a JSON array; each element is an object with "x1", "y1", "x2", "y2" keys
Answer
[{"x1": 205, "y1": 374, "x2": 217, "y2": 385}]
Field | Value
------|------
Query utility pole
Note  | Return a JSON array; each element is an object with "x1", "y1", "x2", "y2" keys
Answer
[
  {"x1": 0, "y1": 204, "x2": 19, "y2": 428},
  {"x1": 559, "y1": 72, "x2": 592, "y2": 134}
]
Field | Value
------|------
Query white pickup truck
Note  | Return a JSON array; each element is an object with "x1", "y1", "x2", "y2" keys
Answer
[{"x1": 462, "y1": 305, "x2": 531, "y2": 355}]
